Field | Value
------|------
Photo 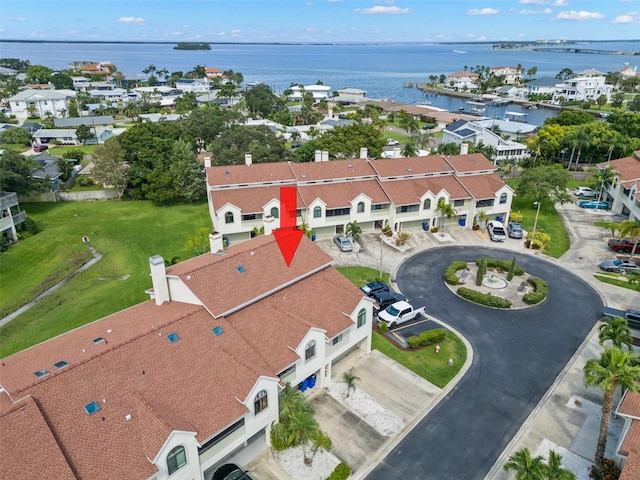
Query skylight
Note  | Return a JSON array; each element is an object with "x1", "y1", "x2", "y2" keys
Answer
[
  {"x1": 54, "y1": 361, "x2": 69, "y2": 370},
  {"x1": 33, "y1": 369, "x2": 49, "y2": 379},
  {"x1": 212, "y1": 326, "x2": 224, "y2": 336},
  {"x1": 84, "y1": 401, "x2": 101, "y2": 415},
  {"x1": 236, "y1": 265, "x2": 246, "y2": 273},
  {"x1": 167, "y1": 333, "x2": 180, "y2": 343},
  {"x1": 93, "y1": 337, "x2": 105, "y2": 344}
]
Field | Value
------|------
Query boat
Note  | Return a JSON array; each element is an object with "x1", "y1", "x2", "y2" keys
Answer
[
  {"x1": 453, "y1": 50, "x2": 467, "y2": 54},
  {"x1": 528, "y1": 104, "x2": 539, "y2": 110}
]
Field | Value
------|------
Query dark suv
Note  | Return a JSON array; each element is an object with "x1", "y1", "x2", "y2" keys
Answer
[
  {"x1": 212, "y1": 464, "x2": 254, "y2": 480},
  {"x1": 360, "y1": 281, "x2": 389, "y2": 297},
  {"x1": 372, "y1": 290, "x2": 407, "y2": 312}
]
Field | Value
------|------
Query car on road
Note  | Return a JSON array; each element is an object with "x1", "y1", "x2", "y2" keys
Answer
[
  {"x1": 333, "y1": 235, "x2": 353, "y2": 252},
  {"x1": 33, "y1": 144, "x2": 49, "y2": 152},
  {"x1": 578, "y1": 200, "x2": 609, "y2": 210},
  {"x1": 487, "y1": 220, "x2": 507, "y2": 242},
  {"x1": 372, "y1": 290, "x2": 407, "y2": 312},
  {"x1": 386, "y1": 139, "x2": 399, "y2": 146},
  {"x1": 360, "y1": 281, "x2": 390, "y2": 297},
  {"x1": 574, "y1": 186, "x2": 595, "y2": 197},
  {"x1": 599, "y1": 259, "x2": 640, "y2": 273},
  {"x1": 507, "y1": 222, "x2": 523, "y2": 239},
  {"x1": 212, "y1": 464, "x2": 254, "y2": 480}
]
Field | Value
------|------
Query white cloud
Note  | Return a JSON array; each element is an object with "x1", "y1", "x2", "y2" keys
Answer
[
  {"x1": 519, "y1": 0, "x2": 547, "y2": 5},
  {"x1": 551, "y1": 0, "x2": 568, "y2": 5},
  {"x1": 521, "y1": 8, "x2": 552, "y2": 15},
  {"x1": 355, "y1": 6, "x2": 411, "y2": 15},
  {"x1": 118, "y1": 17, "x2": 145, "y2": 25},
  {"x1": 1, "y1": 16, "x2": 27, "y2": 22},
  {"x1": 612, "y1": 11, "x2": 640, "y2": 24},
  {"x1": 467, "y1": 8, "x2": 500, "y2": 16},
  {"x1": 556, "y1": 10, "x2": 605, "y2": 20},
  {"x1": 231, "y1": 29, "x2": 241, "y2": 37}
]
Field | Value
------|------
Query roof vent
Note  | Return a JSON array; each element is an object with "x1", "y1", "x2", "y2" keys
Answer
[
  {"x1": 167, "y1": 333, "x2": 180, "y2": 343},
  {"x1": 347, "y1": 164, "x2": 353, "y2": 168},
  {"x1": 34, "y1": 369, "x2": 50, "y2": 379},
  {"x1": 224, "y1": 170, "x2": 230, "y2": 175},
  {"x1": 407, "y1": 168, "x2": 413, "y2": 172},
  {"x1": 212, "y1": 326, "x2": 224, "y2": 336},
  {"x1": 84, "y1": 401, "x2": 101, "y2": 415},
  {"x1": 301, "y1": 174, "x2": 307, "y2": 178},
  {"x1": 54, "y1": 361, "x2": 69, "y2": 370},
  {"x1": 125, "y1": 414, "x2": 132, "y2": 421},
  {"x1": 93, "y1": 337, "x2": 105, "y2": 344},
  {"x1": 236, "y1": 265, "x2": 246, "y2": 273}
]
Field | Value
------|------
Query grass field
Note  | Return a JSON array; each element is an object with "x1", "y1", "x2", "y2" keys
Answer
[
  {"x1": 48, "y1": 144, "x2": 97, "y2": 156},
  {"x1": 338, "y1": 266, "x2": 466, "y2": 387},
  {"x1": 0, "y1": 200, "x2": 210, "y2": 357}
]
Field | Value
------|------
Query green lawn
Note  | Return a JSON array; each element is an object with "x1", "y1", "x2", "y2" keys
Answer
[
  {"x1": 593, "y1": 273, "x2": 640, "y2": 292},
  {"x1": 0, "y1": 200, "x2": 210, "y2": 358},
  {"x1": 506, "y1": 180, "x2": 570, "y2": 258},
  {"x1": 338, "y1": 266, "x2": 466, "y2": 387},
  {"x1": 48, "y1": 144, "x2": 97, "y2": 156}
]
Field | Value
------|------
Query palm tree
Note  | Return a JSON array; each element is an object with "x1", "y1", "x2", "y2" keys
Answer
[
  {"x1": 278, "y1": 383, "x2": 313, "y2": 421},
  {"x1": 565, "y1": 129, "x2": 590, "y2": 171},
  {"x1": 544, "y1": 450, "x2": 576, "y2": 480},
  {"x1": 343, "y1": 368, "x2": 360, "y2": 398},
  {"x1": 583, "y1": 346, "x2": 640, "y2": 468},
  {"x1": 123, "y1": 103, "x2": 139, "y2": 122},
  {"x1": 503, "y1": 447, "x2": 545, "y2": 480},
  {"x1": 592, "y1": 166, "x2": 616, "y2": 203},
  {"x1": 288, "y1": 410, "x2": 320, "y2": 464},
  {"x1": 436, "y1": 199, "x2": 458, "y2": 232},
  {"x1": 619, "y1": 220, "x2": 640, "y2": 259},
  {"x1": 345, "y1": 221, "x2": 362, "y2": 243},
  {"x1": 599, "y1": 316, "x2": 633, "y2": 350},
  {"x1": 402, "y1": 142, "x2": 418, "y2": 157},
  {"x1": 601, "y1": 132, "x2": 628, "y2": 164}
]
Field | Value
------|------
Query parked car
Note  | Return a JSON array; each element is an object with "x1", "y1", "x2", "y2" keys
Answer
[
  {"x1": 574, "y1": 186, "x2": 595, "y2": 197},
  {"x1": 507, "y1": 222, "x2": 523, "y2": 239},
  {"x1": 33, "y1": 144, "x2": 49, "y2": 152},
  {"x1": 599, "y1": 259, "x2": 640, "y2": 273},
  {"x1": 386, "y1": 139, "x2": 399, "y2": 146},
  {"x1": 333, "y1": 235, "x2": 353, "y2": 252},
  {"x1": 422, "y1": 124, "x2": 436, "y2": 130},
  {"x1": 602, "y1": 307, "x2": 640, "y2": 330},
  {"x1": 212, "y1": 464, "x2": 254, "y2": 480},
  {"x1": 377, "y1": 301, "x2": 426, "y2": 328},
  {"x1": 607, "y1": 238, "x2": 636, "y2": 253},
  {"x1": 360, "y1": 281, "x2": 389, "y2": 297},
  {"x1": 578, "y1": 200, "x2": 609, "y2": 210},
  {"x1": 487, "y1": 220, "x2": 507, "y2": 242},
  {"x1": 372, "y1": 290, "x2": 407, "y2": 312}
]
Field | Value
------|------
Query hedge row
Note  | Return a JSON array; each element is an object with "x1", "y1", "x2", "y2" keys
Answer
[
  {"x1": 407, "y1": 328, "x2": 447, "y2": 349},
  {"x1": 326, "y1": 462, "x2": 351, "y2": 480},
  {"x1": 444, "y1": 261, "x2": 469, "y2": 285},
  {"x1": 523, "y1": 277, "x2": 548, "y2": 305},
  {"x1": 457, "y1": 287, "x2": 512, "y2": 309},
  {"x1": 475, "y1": 257, "x2": 525, "y2": 276}
]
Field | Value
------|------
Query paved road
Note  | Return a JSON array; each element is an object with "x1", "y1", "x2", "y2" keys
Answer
[{"x1": 365, "y1": 246, "x2": 603, "y2": 480}]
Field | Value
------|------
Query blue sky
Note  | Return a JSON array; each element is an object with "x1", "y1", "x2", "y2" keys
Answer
[{"x1": 1, "y1": 0, "x2": 638, "y2": 43}]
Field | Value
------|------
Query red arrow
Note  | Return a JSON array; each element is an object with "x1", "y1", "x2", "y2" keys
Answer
[{"x1": 273, "y1": 186, "x2": 304, "y2": 267}]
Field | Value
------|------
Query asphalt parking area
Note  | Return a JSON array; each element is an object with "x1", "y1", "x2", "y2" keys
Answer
[
  {"x1": 387, "y1": 317, "x2": 447, "y2": 339},
  {"x1": 365, "y1": 245, "x2": 604, "y2": 480}
]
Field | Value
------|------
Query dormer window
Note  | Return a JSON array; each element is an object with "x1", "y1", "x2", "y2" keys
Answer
[
  {"x1": 270, "y1": 207, "x2": 279, "y2": 219},
  {"x1": 225, "y1": 212, "x2": 234, "y2": 224},
  {"x1": 254, "y1": 390, "x2": 268, "y2": 414},
  {"x1": 167, "y1": 445, "x2": 187, "y2": 475},
  {"x1": 305, "y1": 340, "x2": 316, "y2": 361}
]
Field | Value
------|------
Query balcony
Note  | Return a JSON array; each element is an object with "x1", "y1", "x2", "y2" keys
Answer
[
  {"x1": 0, "y1": 192, "x2": 18, "y2": 210},
  {"x1": 13, "y1": 211, "x2": 26, "y2": 225}
]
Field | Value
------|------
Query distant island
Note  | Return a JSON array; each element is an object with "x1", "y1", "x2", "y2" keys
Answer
[{"x1": 174, "y1": 42, "x2": 211, "y2": 50}]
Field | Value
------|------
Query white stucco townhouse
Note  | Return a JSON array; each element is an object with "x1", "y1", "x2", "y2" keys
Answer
[{"x1": 8, "y1": 89, "x2": 77, "y2": 119}]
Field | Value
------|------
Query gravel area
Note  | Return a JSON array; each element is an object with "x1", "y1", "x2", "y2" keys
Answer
[
  {"x1": 535, "y1": 438, "x2": 593, "y2": 480},
  {"x1": 327, "y1": 381, "x2": 404, "y2": 436},
  {"x1": 274, "y1": 446, "x2": 341, "y2": 480}
]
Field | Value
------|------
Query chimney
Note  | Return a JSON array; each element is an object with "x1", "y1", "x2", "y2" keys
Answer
[
  {"x1": 244, "y1": 153, "x2": 252, "y2": 166},
  {"x1": 314, "y1": 150, "x2": 322, "y2": 163},
  {"x1": 393, "y1": 147, "x2": 401, "y2": 158},
  {"x1": 204, "y1": 156, "x2": 211, "y2": 168},
  {"x1": 149, "y1": 255, "x2": 170, "y2": 305},
  {"x1": 460, "y1": 143, "x2": 469, "y2": 155},
  {"x1": 263, "y1": 215, "x2": 275, "y2": 235},
  {"x1": 209, "y1": 232, "x2": 224, "y2": 253},
  {"x1": 321, "y1": 150, "x2": 329, "y2": 162},
  {"x1": 360, "y1": 147, "x2": 368, "y2": 159}
]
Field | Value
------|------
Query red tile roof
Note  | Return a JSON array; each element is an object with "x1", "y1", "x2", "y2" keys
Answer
[
  {"x1": 211, "y1": 185, "x2": 304, "y2": 214},
  {"x1": 619, "y1": 389, "x2": 640, "y2": 418},
  {"x1": 290, "y1": 158, "x2": 377, "y2": 182},
  {"x1": 380, "y1": 176, "x2": 469, "y2": 205},
  {"x1": 457, "y1": 173, "x2": 508, "y2": 200},
  {"x1": 206, "y1": 162, "x2": 296, "y2": 187},
  {"x1": 597, "y1": 153, "x2": 640, "y2": 188},
  {"x1": 297, "y1": 179, "x2": 390, "y2": 208},
  {"x1": 444, "y1": 153, "x2": 495, "y2": 173},
  {"x1": 370, "y1": 156, "x2": 455, "y2": 177}
]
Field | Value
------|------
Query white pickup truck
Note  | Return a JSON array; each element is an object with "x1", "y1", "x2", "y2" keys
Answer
[{"x1": 377, "y1": 301, "x2": 426, "y2": 328}]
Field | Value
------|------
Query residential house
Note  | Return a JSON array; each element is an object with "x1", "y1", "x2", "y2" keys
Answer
[
  {"x1": 443, "y1": 119, "x2": 530, "y2": 164},
  {"x1": 54, "y1": 116, "x2": 115, "y2": 129},
  {"x1": 618, "y1": 65, "x2": 639, "y2": 80},
  {"x1": 526, "y1": 77, "x2": 558, "y2": 98},
  {"x1": 195, "y1": 91, "x2": 240, "y2": 107},
  {"x1": 206, "y1": 152, "x2": 513, "y2": 244},
  {"x1": 489, "y1": 66, "x2": 522, "y2": 84},
  {"x1": 552, "y1": 74, "x2": 614, "y2": 103},
  {"x1": 597, "y1": 151, "x2": 640, "y2": 222},
  {"x1": 34, "y1": 126, "x2": 125, "y2": 146},
  {"x1": 0, "y1": 66, "x2": 18, "y2": 76},
  {"x1": 288, "y1": 85, "x2": 332, "y2": 101},
  {"x1": 8, "y1": 89, "x2": 76, "y2": 119},
  {"x1": 0, "y1": 191, "x2": 26, "y2": 242},
  {"x1": 205, "y1": 66, "x2": 224, "y2": 80},
  {"x1": 494, "y1": 85, "x2": 520, "y2": 98},
  {"x1": 328, "y1": 88, "x2": 368, "y2": 105},
  {"x1": 614, "y1": 386, "x2": 640, "y2": 479},
  {"x1": 79, "y1": 62, "x2": 115, "y2": 79},
  {"x1": 0, "y1": 234, "x2": 372, "y2": 480},
  {"x1": 175, "y1": 78, "x2": 212, "y2": 94},
  {"x1": 132, "y1": 86, "x2": 183, "y2": 105},
  {"x1": 139, "y1": 113, "x2": 183, "y2": 123},
  {"x1": 88, "y1": 88, "x2": 128, "y2": 102},
  {"x1": 30, "y1": 154, "x2": 64, "y2": 189},
  {"x1": 445, "y1": 71, "x2": 479, "y2": 92}
]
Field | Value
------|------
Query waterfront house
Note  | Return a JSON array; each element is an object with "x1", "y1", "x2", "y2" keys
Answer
[
  {"x1": 0, "y1": 234, "x2": 372, "y2": 480},
  {"x1": 552, "y1": 74, "x2": 614, "y2": 103},
  {"x1": 489, "y1": 66, "x2": 522, "y2": 85},
  {"x1": 526, "y1": 77, "x2": 558, "y2": 98},
  {"x1": 8, "y1": 89, "x2": 76, "y2": 120},
  {"x1": 205, "y1": 66, "x2": 224, "y2": 80},
  {"x1": 597, "y1": 151, "x2": 640, "y2": 222},
  {"x1": 205, "y1": 150, "x2": 513, "y2": 245},
  {"x1": 79, "y1": 62, "x2": 115, "y2": 79},
  {"x1": 445, "y1": 71, "x2": 479, "y2": 92},
  {"x1": 287, "y1": 85, "x2": 332, "y2": 100},
  {"x1": 175, "y1": 78, "x2": 212, "y2": 93}
]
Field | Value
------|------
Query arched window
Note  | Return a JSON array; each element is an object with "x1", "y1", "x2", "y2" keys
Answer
[
  {"x1": 254, "y1": 390, "x2": 268, "y2": 414},
  {"x1": 167, "y1": 446, "x2": 187, "y2": 475},
  {"x1": 270, "y1": 207, "x2": 279, "y2": 219},
  {"x1": 499, "y1": 193, "x2": 508, "y2": 204},
  {"x1": 423, "y1": 199, "x2": 431, "y2": 210},
  {"x1": 305, "y1": 340, "x2": 316, "y2": 361},
  {"x1": 357, "y1": 202, "x2": 365, "y2": 213},
  {"x1": 224, "y1": 211, "x2": 234, "y2": 224},
  {"x1": 313, "y1": 206, "x2": 322, "y2": 218},
  {"x1": 357, "y1": 309, "x2": 366, "y2": 328}
]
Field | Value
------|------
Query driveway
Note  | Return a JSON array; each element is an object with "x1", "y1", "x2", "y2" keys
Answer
[{"x1": 365, "y1": 246, "x2": 604, "y2": 480}]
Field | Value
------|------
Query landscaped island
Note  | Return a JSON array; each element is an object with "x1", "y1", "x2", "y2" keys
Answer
[{"x1": 174, "y1": 42, "x2": 211, "y2": 50}]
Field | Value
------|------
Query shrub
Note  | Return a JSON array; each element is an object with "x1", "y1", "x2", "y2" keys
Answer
[
  {"x1": 430, "y1": 227, "x2": 438, "y2": 233},
  {"x1": 407, "y1": 328, "x2": 447, "y2": 349},
  {"x1": 396, "y1": 231, "x2": 411, "y2": 246},
  {"x1": 476, "y1": 257, "x2": 486, "y2": 286},
  {"x1": 378, "y1": 320, "x2": 389, "y2": 334},
  {"x1": 444, "y1": 261, "x2": 468, "y2": 285},
  {"x1": 590, "y1": 458, "x2": 621, "y2": 480},
  {"x1": 326, "y1": 462, "x2": 351, "y2": 480},
  {"x1": 509, "y1": 211, "x2": 523, "y2": 223},
  {"x1": 76, "y1": 175, "x2": 94, "y2": 187},
  {"x1": 523, "y1": 277, "x2": 548, "y2": 305},
  {"x1": 457, "y1": 287, "x2": 512, "y2": 308},
  {"x1": 507, "y1": 257, "x2": 516, "y2": 282},
  {"x1": 17, "y1": 217, "x2": 39, "y2": 237},
  {"x1": 476, "y1": 257, "x2": 525, "y2": 276}
]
